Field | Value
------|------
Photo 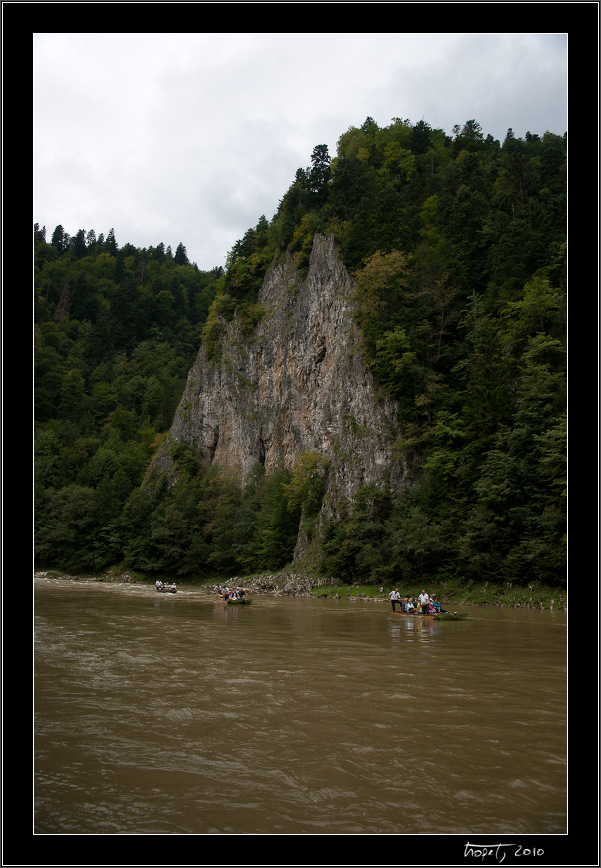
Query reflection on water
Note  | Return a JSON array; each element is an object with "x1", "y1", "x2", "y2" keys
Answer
[
  {"x1": 387, "y1": 613, "x2": 443, "y2": 644},
  {"x1": 34, "y1": 578, "x2": 567, "y2": 835}
]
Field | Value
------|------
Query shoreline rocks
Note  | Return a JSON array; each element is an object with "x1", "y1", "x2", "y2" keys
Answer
[{"x1": 225, "y1": 571, "x2": 324, "y2": 597}]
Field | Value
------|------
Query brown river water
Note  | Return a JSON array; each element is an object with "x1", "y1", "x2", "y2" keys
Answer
[{"x1": 34, "y1": 576, "x2": 567, "y2": 847}]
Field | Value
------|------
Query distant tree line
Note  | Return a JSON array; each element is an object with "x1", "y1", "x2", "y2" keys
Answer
[{"x1": 35, "y1": 116, "x2": 566, "y2": 588}]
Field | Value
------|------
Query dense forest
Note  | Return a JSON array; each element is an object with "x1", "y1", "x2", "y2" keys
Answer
[{"x1": 34, "y1": 117, "x2": 566, "y2": 588}]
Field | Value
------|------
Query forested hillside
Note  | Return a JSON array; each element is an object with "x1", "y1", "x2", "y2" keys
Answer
[
  {"x1": 35, "y1": 117, "x2": 566, "y2": 588},
  {"x1": 34, "y1": 229, "x2": 221, "y2": 570}
]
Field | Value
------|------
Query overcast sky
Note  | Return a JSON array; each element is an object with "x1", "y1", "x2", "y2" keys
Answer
[{"x1": 33, "y1": 32, "x2": 567, "y2": 271}]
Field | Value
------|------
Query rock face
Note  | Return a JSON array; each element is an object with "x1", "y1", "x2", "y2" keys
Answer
[{"x1": 150, "y1": 234, "x2": 408, "y2": 560}]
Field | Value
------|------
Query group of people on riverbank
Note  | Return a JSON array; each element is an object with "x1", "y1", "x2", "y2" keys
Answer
[{"x1": 388, "y1": 589, "x2": 444, "y2": 614}]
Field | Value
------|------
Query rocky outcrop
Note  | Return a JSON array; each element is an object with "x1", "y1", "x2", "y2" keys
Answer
[
  {"x1": 149, "y1": 234, "x2": 408, "y2": 561},
  {"x1": 224, "y1": 571, "x2": 325, "y2": 597}
]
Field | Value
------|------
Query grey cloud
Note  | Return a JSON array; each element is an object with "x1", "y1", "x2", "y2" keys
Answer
[{"x1": 34, "y1": 33, "x2": 567, "y2": 270}]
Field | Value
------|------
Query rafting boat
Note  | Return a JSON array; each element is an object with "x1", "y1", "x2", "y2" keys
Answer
[
  {"x1": 156, "y1": 585, "x2": 177, "y2": 594},
  {"x1": 215, "y1": 594, "x2": 252, "y2": 605},
  {"x1": 391, "y1": 608, "x2": 467, "y2": 621}
]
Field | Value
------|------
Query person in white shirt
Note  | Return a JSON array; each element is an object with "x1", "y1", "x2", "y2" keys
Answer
[
  {"x1": 389, "y1": 589, "x2": 401, "y2": 611},
  {"x1": 418, "y1": 590, "x2": 430, "y2": 614}
]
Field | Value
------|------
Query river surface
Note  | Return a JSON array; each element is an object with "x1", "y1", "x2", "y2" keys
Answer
[{"x1": 34, "y1": 577, "x2": 567, "y2": 838}]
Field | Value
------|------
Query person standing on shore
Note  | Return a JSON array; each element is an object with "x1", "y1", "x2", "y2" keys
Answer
[{"x1": 419, "y1": 590, "x2": 430, "y2": 614}]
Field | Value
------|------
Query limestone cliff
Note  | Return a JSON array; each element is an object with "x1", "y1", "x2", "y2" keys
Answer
[{"x1": 149, "y1": 234, "x2": 409, "y2": 562}]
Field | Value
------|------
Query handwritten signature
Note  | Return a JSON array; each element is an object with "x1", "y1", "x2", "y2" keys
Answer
[{"x1": 464, "y1": 842, "x2": 545, "y2": 863}]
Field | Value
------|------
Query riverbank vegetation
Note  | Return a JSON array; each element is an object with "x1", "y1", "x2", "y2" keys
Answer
[
  {"x1": 310, "y1": 579, "x2": 565, "y2": 609},
  {"x1": 35, "y1": 116, "x2": 566, "y2": 593}
]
